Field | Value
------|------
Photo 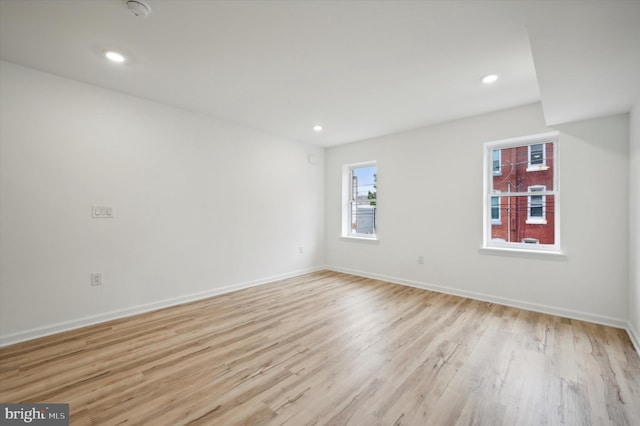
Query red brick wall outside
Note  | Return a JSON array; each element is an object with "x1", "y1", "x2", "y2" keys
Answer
[{"x1": 491, "y1": 143, "x2": 554, "y2": 244}]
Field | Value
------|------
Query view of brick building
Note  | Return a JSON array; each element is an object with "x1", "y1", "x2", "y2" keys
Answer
[{"x1": 491, "y1": 142, "x2": 555, "y2": 245}]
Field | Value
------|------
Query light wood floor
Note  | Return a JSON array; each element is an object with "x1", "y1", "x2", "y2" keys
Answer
[{"x1": 1, "y1": 271, "x2": 639, "y2": 425}]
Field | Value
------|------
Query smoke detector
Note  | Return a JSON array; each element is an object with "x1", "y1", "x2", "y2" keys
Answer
[{"x1": 126, "y1": 0, "x2": 151, "y2": 18}]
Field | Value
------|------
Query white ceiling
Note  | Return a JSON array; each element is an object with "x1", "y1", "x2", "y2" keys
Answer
[
  {"x1": 0, "y1": 0, "x2": 638, "y2": 146},
  {"x1": 525, "y1": 1, "x2": 640, "y2": 126}
]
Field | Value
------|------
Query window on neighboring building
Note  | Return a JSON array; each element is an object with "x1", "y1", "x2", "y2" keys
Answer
[
  {"x1": 492, "y1": 149, "x2": 501, "y2": 176},
  {"x1": 527, "y1": 185, "x2": 546, "y2": 224},
  {"x1": 491, "y1": 192, "x2": 501, "y2": 225},
  {"x1": 483, "y1": 132, "x2": 559, "y2": 252},
  {"x1": 342, "y1": 161, "x2": 377, "y2": 238},
  {"x1": 527, "y1": 143, "x2": 547, "y2": 171}
]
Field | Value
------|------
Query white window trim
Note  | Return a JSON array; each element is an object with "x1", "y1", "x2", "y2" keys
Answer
[
  {"x1": 482, "y1": 131, "x2": 560, "y2": 254},
  {"x1": 342, "y1": 161, "x2": 378, "y2": 240},
  {"x1": 492, "y1": 149, "x2": 502, "y2": 176},
  {"x1": 526, "y1": 185, "x2": 547, "y2": 224},
  {"x1": 526, "y1": 143, "x2": 549, "y2": 172}
]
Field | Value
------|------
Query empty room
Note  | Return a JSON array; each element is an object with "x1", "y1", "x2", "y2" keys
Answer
[{"x1": 1, "y1": 0, "x2": 639, "y2": 425}]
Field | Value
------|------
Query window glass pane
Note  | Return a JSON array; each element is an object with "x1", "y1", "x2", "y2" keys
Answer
[
  {"x1": 490, "y1": 194, "x2": 555, "y2": 245},
  {"x1": 350, "y1": 165, "x2": 377, "y2": 235},
  {"x1": 486, "y1": 135, "x2": 557, "y2": 250},
  {"x1": 491, "y1": 143, "x2": 554, "y2": 192}
]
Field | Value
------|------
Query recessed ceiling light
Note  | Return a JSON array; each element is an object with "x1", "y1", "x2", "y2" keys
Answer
[
  {"x1": 313, "y1": 125, "x2": 323, "y2": 132},
  {"x1": 482, "y1": 74, "x2": 499, "y2": 84},
  {"x1": 105, "y1": 50, "x2": 126, "y2": 63}
]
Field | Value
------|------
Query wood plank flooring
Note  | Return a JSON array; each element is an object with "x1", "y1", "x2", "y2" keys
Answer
[{"x1": 1, "y1": 270, "x2": 639, "y2": 425}]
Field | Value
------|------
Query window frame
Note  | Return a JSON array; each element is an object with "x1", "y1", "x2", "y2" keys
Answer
[
  {"x1": 482, "y1": 131, "x2": 560, "y2": 254},
  {"x1": 342, "y1": 161, "x2": 378, "y2": 240}
]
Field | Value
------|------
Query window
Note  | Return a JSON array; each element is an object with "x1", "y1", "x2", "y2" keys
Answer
[
  {"x1": 483, "y1": 132, "x2": 559, "y2": 252},
  {"x1": 492, "y1": 149, "x2": 501, "y2": 176},
  {"x1": 527, "y1": 185, "x2": 546, "y2": 224},
  {"x1": 491, "y1": 192, "x2": 501, "y2": 225},
  {"x1": 527, "y1": 143, "x2": 548, "y2": 171},
  {"x1": 342, "y1": 161, "x2": 377, "y2": 238}
]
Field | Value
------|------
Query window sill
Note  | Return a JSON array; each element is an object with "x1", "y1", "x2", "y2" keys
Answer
[
  {"x1": 341, "y1": 235, "x2": 379, "y2": 243},
  {"x1": 525, "y1": 219, "x2": 547, "y2": 225},
  {"x1": 491, "y1": 220, "x2": 502, "y2": 225},
  {"x1": 479, "y1": 246, "x2": 566, "y2": 259},
  {"x1": 526, "y1": 165, "x2": 549, "y2": 172}
]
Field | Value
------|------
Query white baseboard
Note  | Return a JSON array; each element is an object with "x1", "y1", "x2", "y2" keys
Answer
[
  {"x1": 627, "y1": 321, "x2": 640, "y2": 355},
  {"x1": 325, "y1": 265, "x2": 629, "y2": 330},
  {"x1": 0, "y1": 266, "x2": 323, "y2": 348},
  {"x1": 4, "y1": 265, "x2": 637, "y2": 357}
]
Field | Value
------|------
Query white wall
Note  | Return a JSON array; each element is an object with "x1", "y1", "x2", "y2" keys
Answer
[
  {"x1": 325, "y1": 103, "x2": 630, "y2": 326},
  {"x1": 1, "y1": 61, "x2": 634, "y2": 347},
  {"x1": 630, "y1": 100, "x2": 640, "y2": 349},
  {"x1": 0, "y1": 61, "x2": 325, "y2": 344}
]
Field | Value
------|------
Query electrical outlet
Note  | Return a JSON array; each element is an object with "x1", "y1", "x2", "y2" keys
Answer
[
  {"x1": 92, "y1": 205, "x2": 114, "y2": 218},
  {"x1": 91, "y1": 272, "x2": 103, "y2": 286}
]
